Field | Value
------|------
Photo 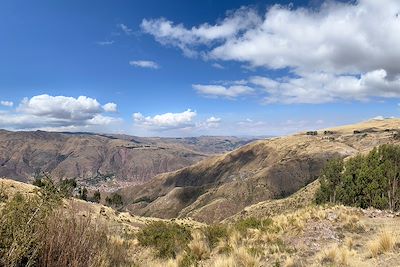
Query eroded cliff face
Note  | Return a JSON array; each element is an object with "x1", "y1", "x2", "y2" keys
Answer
[
  {"x1": 0, "y1": 130, "x2": 252, "y2": 190},
  {"x1": 122, "y1": 119, "x2": 400, "y2": 223}
]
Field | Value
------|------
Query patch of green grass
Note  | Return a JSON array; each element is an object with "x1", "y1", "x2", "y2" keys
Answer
[
  {"x1": 179, "y1": 251, "x2": 198, "y2": 267},
  {"x1": 203, "y1": 224, "x2": 229, "y2": 249},
  {"x1": 137, "y1": 221, "x2": 192, "y2": 259},
  {"x1": 234, "y1": 217, "x2": 273, "y2": 234}
]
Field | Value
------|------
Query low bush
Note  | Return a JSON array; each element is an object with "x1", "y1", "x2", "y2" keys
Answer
[
  {"x1": 234, "y1": 217, "x2": 273, "y2": 234},
  {"x1": 91, "y1": 190, "x2": 101, "y2": 203},
  {"x1": 203, "y1": 224, "x2": 229, "y2": 249},
  {"x1": 105, "y1": 193, "x2": 123, "y2": 208},
  {"x1": 137, "y1": 221, "x2": 192, "y2": 259},
  {"x1": 39, "y1": 209, "x2": 133, "y2": 267},
  {"x1": 0, "y1": 182, "x2": 7, "y2": 202},
  {"x1": 0, "y1": 178, "x2": 133, "y2": 267},
  {"x1": 0, "y1": 191, "x2": 59, "y2": 266}
]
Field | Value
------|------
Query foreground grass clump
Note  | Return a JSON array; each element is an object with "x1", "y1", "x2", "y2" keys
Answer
[
  {"x1": 0, "y1": 179, "x2": 133, "y2": 267},
  {"x1": 137, "y1": 221, "x2": 192, "y2": 259},
  {"x1": 0, "y1": 179, "x2": 60, "y2": 267},
  {"x1": 39, "y1": 209, "x2": 132, "y2": 267},
  {"x1": 368, "y1": 230, "x2": 396, "y2": 257},
  {"x1": 320, "y1": 245, "x2": 351, "y2": 266}
]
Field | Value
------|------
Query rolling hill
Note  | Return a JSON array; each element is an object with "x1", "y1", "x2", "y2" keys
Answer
[
  {"x1": 0, "y1": 130, "x2": 254, "y2": 191},
  {"x1": 121, "y1": 118, "x2": 400, "y2": 223}
]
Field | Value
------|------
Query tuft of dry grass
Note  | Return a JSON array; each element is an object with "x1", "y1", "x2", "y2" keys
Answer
[
  {"x1": 211, "y1": 255, "x2": 236, "y2": 267},
  {"x1": 368, "y1": 230, "x2": 396, "y2": 257},
  {"x1": 188, "y1": 230, "x2": 210, "y2": 260},
  {"x1": 39, "y1": 208, "x2": 133, "y2": 267},
  {"x1": 233, "y1": 246, "x2": 260, "y2": 267},
  {"x1": 320, "y1": 245, "x2": 352, "y2": 266},
  {"x1": 210, "y1": 245, "x2": 260, "y2": 267},
  {"x1": 283, "y1": 257, "x2": 296, "y2": 267},
  {"x1": 344, "y1": 237, "x2": 354, "y2": 250}
]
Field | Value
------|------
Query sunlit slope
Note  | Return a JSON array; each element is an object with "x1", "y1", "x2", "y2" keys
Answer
[{"x1": 121, "y1": 118, "x2": 400, "y2": 223}]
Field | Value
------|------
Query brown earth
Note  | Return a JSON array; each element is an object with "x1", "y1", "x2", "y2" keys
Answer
[
  {"x1": 121, "y1": 118, "x2": 400, "y2": 223},
  {"x1": 0, "y1": 130, "x2": 253, "y2": 191}
]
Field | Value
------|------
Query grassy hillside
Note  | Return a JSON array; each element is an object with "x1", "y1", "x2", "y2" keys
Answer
[
  {"x1": 121, "y1": 119, "x2": 400, "y2": 223},
  {"x1": 2, "y1": 178, "x2": 400, "y2": 266}
]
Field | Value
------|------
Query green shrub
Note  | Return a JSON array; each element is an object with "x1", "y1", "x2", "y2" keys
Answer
[
  {"x1": 137, "y1": 221, "x2": 192, "y2": 259},
  {"x1": 58, "y1": 178, "x2": 77, "y2": 197},
  {"x1": 203, "y1": 224, "x2": 228, "y2": 249},
  {"x1": 316, "y1": 144, "x2": 400, "y2": 211},
  {"x1": 78, "y1": 187, "x2": 88, "y2": 201},
  {"x1": 0, "y1": 182, "x2": 7, "y2": 202},
  {"x1": 91, "y1": 190, "x2": 101, "y2": 203},
  {"x1": 105, "y1": 193, "x2": 123, "y2": 208},
  {"x1": 0, "y1": 190, "x2": 59, "y2": 266},
  {"x1": 234, "y1": 217, "x2": 273, "y2": 234}
]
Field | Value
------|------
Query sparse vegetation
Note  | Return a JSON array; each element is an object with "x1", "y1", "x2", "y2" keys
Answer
[
  {"x1": 0, "y1": 178, "x2": 134, "y2": 267},
  {"x1": 320, "y1": 245, "x2": 351, "y2": 266},
  {"x1": 38, "y1": 209, "x2": 133, "y2": 267}
]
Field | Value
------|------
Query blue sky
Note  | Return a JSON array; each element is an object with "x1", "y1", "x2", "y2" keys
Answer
[{"x1": 0, "y1": 0, "x2": 399, "y2": 136}]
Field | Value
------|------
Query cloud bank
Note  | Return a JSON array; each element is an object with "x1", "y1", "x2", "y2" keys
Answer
[
  {"x1": 0, "y1": 94, "x2": 121, "y2": 131},
  {"x1": 142, "y1": 0, "x2": 400, "y2": 104}
]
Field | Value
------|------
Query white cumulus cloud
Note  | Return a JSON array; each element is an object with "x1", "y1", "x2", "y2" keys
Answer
[
  {"x1": 133, "y1": 109, "x2": 197, "y2": 130},
  {"x1": 205, "y1": 116, "x2": 221, "y2": 128},
  {"x1": 141, "y1": 7, "x2": 261, "y2": 57},
  {"x1": 103, "y1": 102, "x2": 118, "y2": 112},
  {"x1": 143, "y1": 0, "x2": 400, "y2": 104},
  {"x1": 0, "y1": 94, "x2": 121, "y2": 131}
]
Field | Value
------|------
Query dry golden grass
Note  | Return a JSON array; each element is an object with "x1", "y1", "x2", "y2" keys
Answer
[
  {"x1": 211, "y1": 255, "x2": 236, "y2": 267},
  {"x1": 344, "y1": 237, "x2": 354, "y2": 250},
  {"x1": 320, "y1": 245, "x2": 352, "y2": 266},
  {"x1": 188, "y1": 230, "x2": 210, "y2": 260},
  {"x1": 210, "y1": 246, "x2": 260, "y2": 267},
  {"x1": 368, "y1": 230, "x2": 396, "y2": 257},
  {"x1": 283, "y1": 257, "x2": 296, "y2": 267}
]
